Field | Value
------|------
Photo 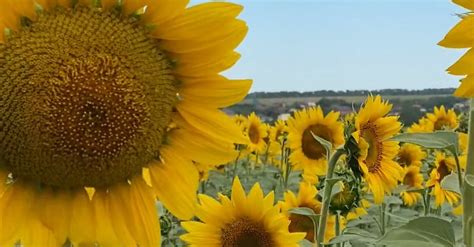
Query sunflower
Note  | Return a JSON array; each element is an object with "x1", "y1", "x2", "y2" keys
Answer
[
  {"x1": 426, "y1": 106, "x2": 458, "y2": 131},
  {"x1": 245, "y1": 112, "x2": 269, "y2": 153},
  {"x1": 426, "y1": 152, "x2": 461, "y2": 207},
  {"x1": 280, "y1": 182, "x2": 340, "y2": 243},
  {"x1": 354, "y1": 95, "x2": 403, "y2": 204},
  {"x1": 439, "y1": 1, "x2": 474, "y2": 97},
  {"x1": 407, "y1": 117, "x2": 434, "y2": 133},
  {"x1": 181, "y1": 177, "x2": 305, "y2": 247},
  {"x1": 267, "y1": 119, "x2": 288, "y2": 157},
  {"x1": 287, "y1": 106, "x2": 344, "y2": 177},
  {"x1": 330, "y1": 180, "x2": 368, "y2": 220},
  {"x1": 0, "y1": 1, "x2": 250, "y2": 246},
  {"x1": 397, "y1": 143, "x2": 426, "y2": 167},
  {"x1": 400, "y1": 166, "x2": 423, "y2": 206}
]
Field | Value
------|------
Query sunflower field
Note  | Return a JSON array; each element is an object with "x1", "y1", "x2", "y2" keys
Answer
[{"x1": 0, "y1": 0, "x2": 472, "y2": 247}]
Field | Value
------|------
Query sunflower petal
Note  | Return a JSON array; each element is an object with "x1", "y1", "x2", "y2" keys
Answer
[
  {"x1": 177, "y1": 103, "x2": 247, "y2": 144},
  {"x1": 38, "y1": 188, "x2": 72, "y2": 245},
  {"x1": 168, "y1": 127, "x2": 238, "y2": 164},
  {"x1": 454, "y1": 75, "x2": 474, "y2": 97},
  {"x1": 438, "y1": 14, "x2": 474, "y2": 48},
  {"x1": 0, "y1": 182, "x2": 34, "y2": 245},
  {"x1": 127, "y1": 177, "x2": 161, "y2": 246},
  {"x1": 453, "y1": 0, "x2": 474, "y2": 10},
  {"x1": 93, "y1": 190, "x2": 121, "y2": 247},
  {"x1": 143, "y1": 0, "x2": 189, "y2": 24},
  {"x1": 149, "y1": 147, "x2": 198, "y2": 220},
  {"x1": 108, "y1": 183, "x2": 136, "y2": 247},
  {"x1": 69, "y1": 189, "x2": 95, "y2": 245},
  {"x1": 153, "y1": 2, "x2": 242, "y2": 40}
]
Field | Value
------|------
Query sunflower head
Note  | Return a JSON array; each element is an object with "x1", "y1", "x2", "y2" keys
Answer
[
  {"x1": 330, "y1": 180, "x2": 362, "y2": 216},
  {"x1": 287, "y1": 106, "x2": 344, "y2": 176},
  {"x1": 245, "y1": 112, "x2": 269, "y2": 153},
  {"x1": 397, "y1": 143, "x2": 426, "y2": 167},
  {"x1": 0, "y1": 0, "x2": 251, "y2": 245},
  {"x1": 354, "y1": 95, "x2": 403, "y2": 204},
  {"x1": 181, "y1": 177, "x2": 305, "y2": 247},
  {"x1": 400, "y1": 165, "x2": 423, "y2": 206},
  {"x1": 407, "y1": 117, "x2": 434, "y2": 133},
  {"x1": 426, "y1": 106, "x2": 458, "y2": 131},
  {"x1": 280, "y1": 182, "x2": 339, "y2": 243}
]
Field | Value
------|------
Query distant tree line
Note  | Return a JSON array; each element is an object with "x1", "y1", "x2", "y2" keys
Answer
[{"x1": 246, "y1": 88, "x2": 456, "y2": 99}]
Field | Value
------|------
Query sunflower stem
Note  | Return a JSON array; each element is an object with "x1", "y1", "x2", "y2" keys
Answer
[
  {"x1": 335, "y1": 211, "x2": 342, "y2": 247},
  {"x1": 463, "y1": 99, "x2": 474, "y2": 246},
  {"x1": 454, "y1": 154, "x2": 463, "y2": 194},
  {"x1": 231, "y1": 147, "x2": 242, "y2": 183},
  {"x1": 423, "y1": 188, "x2": 431, "y2": 216},
  {"x1": 380, "y1": 203, "x2": 386, "y2": 236},
  {"x1": 317, "y1": 148, "x2": 345, "y2": 246}
]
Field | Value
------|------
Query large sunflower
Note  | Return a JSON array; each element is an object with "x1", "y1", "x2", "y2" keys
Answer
[
  {"x1": 439, "y1": 1, "x2": 474, "y2": 97},
  {"x1": 426, "y1": 152, "x2": 461, "y2": 207},
  {"x1": 280, "y1": 182, "x2": 340, "y2": 243},
  {"x1": 0, "y1": 1, "x2": 250, "y2": 246},
  {"x1": 354, "y1": 95, "x2": 403, "y2": 204},
  {"x1": 181, "y1": 177, "x2": 305, "y2": 247},
  {"x1": 287, "y1": 106, "x2": 344, "y2": 177}
]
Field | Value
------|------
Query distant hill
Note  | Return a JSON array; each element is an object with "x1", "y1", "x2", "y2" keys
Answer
[{"x1": 245, "y1": 88, "x2": 455, "y2": 99}]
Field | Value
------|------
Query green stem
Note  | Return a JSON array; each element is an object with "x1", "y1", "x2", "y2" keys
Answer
[
  {"x1": 424, "y1": 188, "x2": 431, "y2": 216},
  {"x1": 454, "y1": 154, "x2": 464, "y2": 193},
  {"x1": 463, "y1": 99, "x2": 474, "y2": 246},
  {"x1": 231, "y1": 147, "x2": 242, "y2": 183},
  {"x1": 380, "y1": 203, "x2": 386, "y2": 236},
  {"x1": 317, "y1": 149, "x2": 345, "y2": 246},
  {"x1": 283, "y1": 149, "x2": 291, "y2": 190},
  {"x1": 335, "y1": 212, "x2": 342, "y2": 247}
]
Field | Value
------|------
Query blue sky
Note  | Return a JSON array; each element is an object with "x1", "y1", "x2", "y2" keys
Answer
[{"x1": 208, "y1": 0, "x2": 468, "y2": 92}]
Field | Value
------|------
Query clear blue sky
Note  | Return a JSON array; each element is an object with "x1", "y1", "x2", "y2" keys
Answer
[{"x1": 199, "y1": 0, "x2": 468, "y2": 92}]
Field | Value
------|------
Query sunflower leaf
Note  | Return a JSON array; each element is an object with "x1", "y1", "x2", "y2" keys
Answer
[
  {"x1": 440, "y1": 173, "x2": 461, "y2": 194},
  {"x1": 390, "y1": 131, "x2": 459, "y2": 155},
  {"x1": 328, "y1": 227, "x2": 378, "y2": 244},
  {"x1": 289, "y1": 207, "x2": 320, "y2": 222},
  {"x1": 376, "y1": 216, "x2": 455, "y2": 247},
  {"x1": 465, "y1": 174, "x2": 474, "y2": 187},
  {"x1": 311, "y1": 132, "x2": 332, "y2": 156}
]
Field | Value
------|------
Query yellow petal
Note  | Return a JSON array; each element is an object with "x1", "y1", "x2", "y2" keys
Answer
[
  {"x1": 127, "y1": 177, "x2": 161, "y2": 246},
  {"x1": 108, "y1": 183, "x2": 136, "y2": 247},
  {"x1": 175, "y1": 52, "x2": 241, "y2": 77},
  {"x1": 439, "y1": 14, "x2": 474, "y2": 48},
  {"x1": 7, "y1": 0, "x2": 36, "y2": 20},
  {"x1": 149, "y1": 147, "x2": 198, "y2": 220},
  {"x1": 143, "y1": 0, "x2": 189, "y2": 25},
  {"x1": 167, "y1": 127, "x2": 238, "y2": 164},
  {"x1": 69, "y1": 189, "x2": 95, "y2": 245},
  {"x1": 454, "y1": 0, "x2": 474, "y2": 10},
  {"x1": 448, "y1": 48, "x2": 474, "y2": 75},
  {"x1": 152, "y1": 2, "x2": 242, "y2": 40},
  {"x1": 38, "y1": 188, "x2": 72, "y2": 245},
  {"x1": 160, "y1": 23, "x2": 247, "y2": 54},
  {"x1": 454, "y1": 75, "x2": 474, "y2": 97},
  {"x1": 93, "y1": 190, "x2": 121, "y2": 247},
  {"x1": 180, "y1": 76, "x2": 251, "y2": 105},
  {"x1": 0, "y1": 181, "x2": 35, "y2": 245},
  {"x1": 122, "y1": 0, "x2": 146, "y2": 15},
  {"x1": 20, "y1": 217, "x2": 58, "y2": 247},
  {"x1": 177, "y1": 103, "x2": 247, "y2": 144},
  {"x1": 101, "y1": 0, "x2": 117, "y2": 9}
]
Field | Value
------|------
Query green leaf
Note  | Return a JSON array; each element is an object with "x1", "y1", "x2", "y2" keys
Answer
[
  {"x1": 440, "y1": 173, "x2": 461, "y2": 194},
  {"x1": 376, "y1": 216, "x2": 455, "y2": 247},
  {"x1": 390, "y1": 131, "x2": 459, "y2": 155},
  {"x1": 288, "y1": 207, "x2": 321, "y2": 223},
  {"x1": 465, "y1": 174, "x2": 474, "y2": 187},
  {"x1": 384, "y1": 195, "x2": 403, "y2": 206},
  {"x1": 328, "y1": 228, "x2": 377, "y2": 244},
  {"x1": 311, "y1": 132, "x2": 332, "y2": 156},
  {"x1": 298, "y1": 239, "x2": 314, "y2": 247}
]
